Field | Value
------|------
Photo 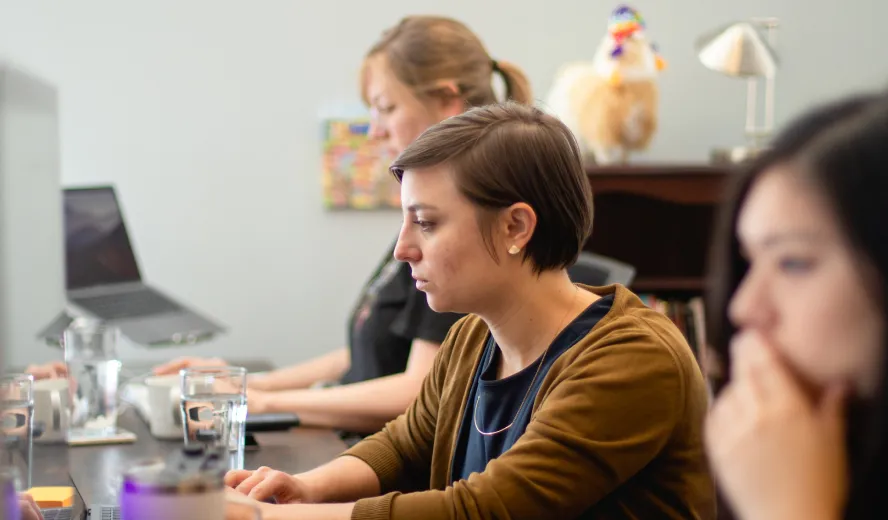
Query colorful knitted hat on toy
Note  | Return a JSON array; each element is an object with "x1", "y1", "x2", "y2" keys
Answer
[
  {"x1": 609, "y1": 4, "x2": 645, "y2": 45},
  {"x1": 607, "y1": 4, "x2": 666, "y2": 70}
]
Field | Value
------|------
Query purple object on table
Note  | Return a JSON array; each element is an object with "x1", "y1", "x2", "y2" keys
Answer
[{"x1": 2, "y1": 473, "x2": 20, "y2": 520}]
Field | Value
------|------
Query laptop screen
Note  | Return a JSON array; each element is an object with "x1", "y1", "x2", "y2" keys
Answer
[{"x1": 64, "y1": 187, "x2": 141, "y2": 290}]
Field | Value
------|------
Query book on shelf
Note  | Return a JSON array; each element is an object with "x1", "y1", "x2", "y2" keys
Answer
[{"x1": 637, "y1": 294, "x2": 719, "y2": 382}]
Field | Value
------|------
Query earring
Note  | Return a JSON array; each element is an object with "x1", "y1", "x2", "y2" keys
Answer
[{"x1": 508, "y1": 245, "x2": 521, "y2": 255}]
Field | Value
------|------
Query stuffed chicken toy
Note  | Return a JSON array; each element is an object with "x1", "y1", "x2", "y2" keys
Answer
[{"x1": 545, "y1": 5, "x2": 666, "y2": 164}]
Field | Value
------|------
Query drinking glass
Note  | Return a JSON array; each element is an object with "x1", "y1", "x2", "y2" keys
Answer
[
  {"x1": 63, "y1": 320, "x2": 122, "y2": 434},
  {"x1": 180, "y1": 367, "x2": 248, "y2": 470},
  {"x1": 0, "y1": 374, "x2": 34, "y2": 490}
]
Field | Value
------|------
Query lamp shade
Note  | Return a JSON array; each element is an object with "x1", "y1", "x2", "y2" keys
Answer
[{"x1": 695, "y1": 21, "x2": 778, "y2": 78}]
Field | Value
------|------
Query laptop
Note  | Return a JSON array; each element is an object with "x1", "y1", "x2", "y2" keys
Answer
[
  {"x1": 64, "y1": 186, "x2": 225, "y2": 345},
  {"x1": 65, "y1": 468, "x2": 121, "y2": 520}
]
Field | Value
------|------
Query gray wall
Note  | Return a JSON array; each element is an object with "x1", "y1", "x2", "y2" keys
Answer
[{"x1": 0, "y1": 0, "x2": 884, "y2": 368}]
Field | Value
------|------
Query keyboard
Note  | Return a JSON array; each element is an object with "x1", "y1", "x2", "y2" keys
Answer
[
  {"x1": 41, "y1": 504, "x2": 120, "y2": 519},
  {"x1": 41, "y1": 508, "x2": 73, "y2": 520},
  {"x1": 73, "y1": 289, "x2": 181, "y2": 320},
  {"x1": 90, "y1": 506, "x2": 120, "y2": 520}
]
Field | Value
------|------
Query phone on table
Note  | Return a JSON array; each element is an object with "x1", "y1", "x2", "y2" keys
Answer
[
  {"x1": 245, "y1": 412, "x2": 301, "y2": 432},
  {"x1": 245, "y1": 432, "x2": 260, "y2": 451}
]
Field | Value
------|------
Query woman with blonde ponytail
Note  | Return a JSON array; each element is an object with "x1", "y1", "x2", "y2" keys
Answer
[{"x1": 359, "y1": 15, "x2": 534, "y2": 154}]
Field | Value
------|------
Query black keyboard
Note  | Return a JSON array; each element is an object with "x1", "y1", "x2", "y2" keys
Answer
[{"x1": 73, "y1": 289, "x2": 181, "y2": 320}]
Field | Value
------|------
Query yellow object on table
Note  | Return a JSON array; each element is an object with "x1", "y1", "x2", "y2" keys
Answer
[{"x1": 26, "y1": 486, "x2": 75, "y2": 508}]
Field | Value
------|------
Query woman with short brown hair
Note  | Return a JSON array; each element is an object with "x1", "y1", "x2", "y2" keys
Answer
[{"x1": 226, "y1": 102, "x2": 715, "y2": 520}]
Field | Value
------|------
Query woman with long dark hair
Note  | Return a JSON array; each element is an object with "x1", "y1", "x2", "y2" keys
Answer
[{"x1": 705, "y1": 92, "x2": 888, "y2": 519}]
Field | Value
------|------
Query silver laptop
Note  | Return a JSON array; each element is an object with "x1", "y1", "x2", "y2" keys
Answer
[
  {"x1": 66, "y1": 467, "x2": 121, "y2": 520},
  {"x1": 64, "y1": 186, "x2": 224, "y2": 345}
]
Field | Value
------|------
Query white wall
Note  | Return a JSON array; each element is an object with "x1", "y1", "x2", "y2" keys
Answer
[{"x1": 0, "y1": 0, "x2": 885, "y2": 368}]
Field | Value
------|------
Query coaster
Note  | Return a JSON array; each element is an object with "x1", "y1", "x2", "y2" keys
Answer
[{"x1": 67, "y1": 427, "x2": 137, "y2": 446}]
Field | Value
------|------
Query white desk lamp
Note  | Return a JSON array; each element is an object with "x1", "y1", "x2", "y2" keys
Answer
[{"x1": 695, "y1": 18, "x2": 780, "y2": 163}]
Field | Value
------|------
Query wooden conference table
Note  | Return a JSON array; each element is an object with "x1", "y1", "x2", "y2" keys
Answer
[{"x1": 29, "y1": 361, "x2": 349, "y2": 517}]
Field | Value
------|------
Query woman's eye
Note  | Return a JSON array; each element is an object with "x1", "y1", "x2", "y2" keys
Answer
[
  {"x1": 779, "y1": 257, "x2": 815, "y2": 273},
  {"x1": 413, "y1": 220, "x2": 435, "y2": 232}
]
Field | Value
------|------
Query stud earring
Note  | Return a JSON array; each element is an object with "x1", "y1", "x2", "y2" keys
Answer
[{"x1": 508, "y1": 245, "x2": 521, "y2": 255}]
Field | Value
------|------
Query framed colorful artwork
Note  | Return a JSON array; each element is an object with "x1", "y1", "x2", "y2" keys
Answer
[{"x1": 321, "y1": 118, "x2": 400, "y2": 210}]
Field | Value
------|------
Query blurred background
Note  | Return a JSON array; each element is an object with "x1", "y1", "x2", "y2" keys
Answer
[{"x1": 0, "y1": 0, "x2": 884, "y2": 369}]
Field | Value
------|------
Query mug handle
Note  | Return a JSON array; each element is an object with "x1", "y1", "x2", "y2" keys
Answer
[
  {"x1": 171, "y1": 387, "x2": 183, "y2": 428},
  {"x1": 31, "y1": 388, "x2": 66, "y2": 439},
  {"x1": 50, "y1": 389, "x2": 63, "y2": 431}
]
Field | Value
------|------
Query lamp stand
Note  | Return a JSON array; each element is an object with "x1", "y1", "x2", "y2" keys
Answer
[{"x1": 711, "y1": 17, "x2": 780, "y2": 165}]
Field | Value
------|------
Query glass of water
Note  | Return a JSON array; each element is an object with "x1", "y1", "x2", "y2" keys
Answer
[
  {"x1": 0, "y1": 374, "x2": 34, "y2": 491},
  {"x1": 180, "y1": 367, "x2": 248, "y2": 470},
  {"x1": 63, "y1": 320, "x2": 122, "y2": 435}
]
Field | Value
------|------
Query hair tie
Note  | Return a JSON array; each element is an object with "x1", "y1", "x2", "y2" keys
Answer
[{"x1": 490, "y1": 59, "x2": 501, "y2": 74}]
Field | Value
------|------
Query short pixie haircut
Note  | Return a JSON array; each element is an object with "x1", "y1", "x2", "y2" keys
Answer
[{"x1": 390, "y1": 101, "x2": 593, "y2": 273}]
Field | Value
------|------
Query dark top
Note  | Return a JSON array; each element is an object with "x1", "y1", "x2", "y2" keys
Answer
[
  {"x1": 340, "y1": 242, "x2": 464, "y2": 385},
  {"x1": 451, "y1": 294, "x2": 615, "y2": 483}
]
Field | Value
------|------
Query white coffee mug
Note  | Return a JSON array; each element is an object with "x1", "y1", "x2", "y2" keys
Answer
[
  {"x1": 144, "y1": 375, "x2": 184, "y2": 439},
  {"x1": 33, "y1": 379, "x2": 70, "y2": 444}
]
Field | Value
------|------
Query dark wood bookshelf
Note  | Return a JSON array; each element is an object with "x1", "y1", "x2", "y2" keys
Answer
[
  {"x1": 630, "y1": 277, "x2": 706, "y2": 292},
  {"x1": 583, "y1": 163, "x2": 731, "y2": 294}
]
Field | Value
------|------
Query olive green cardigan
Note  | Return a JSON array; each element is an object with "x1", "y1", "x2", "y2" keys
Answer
[{"x1": 344, "y1": 284, "x2": 715, "y2": 520}]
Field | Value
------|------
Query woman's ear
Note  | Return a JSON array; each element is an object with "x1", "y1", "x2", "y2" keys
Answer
[
  {"x1": 429, "y1": 80, "x2": 464, "y2": 119},
  {"x1": 501, "y1": 203, "x2": 537, "y2": 256},
  {"x1": 441, "y1": 93, "x2": 465, "y2": 119}
]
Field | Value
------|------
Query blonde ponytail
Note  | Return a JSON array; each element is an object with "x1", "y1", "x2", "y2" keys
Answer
[{"x1": 493, "y1": 59, "x2": 533, "y2": 105}]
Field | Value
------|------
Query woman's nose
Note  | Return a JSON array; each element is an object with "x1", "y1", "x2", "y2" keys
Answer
[
  {"x1": 368, "y1": 119, "x2": 387, "y2": 141},
  {"x1": 728, "y1": 268, "x2": 775, "y2": 331},
  {"x1": 393, "y1": 224, "x2": 420, "y2": 263}
]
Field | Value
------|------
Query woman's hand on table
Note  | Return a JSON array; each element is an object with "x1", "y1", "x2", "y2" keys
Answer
[
  {"x1": 245, "y1": 387, "x2": 271, "y2": 414},
  {"x1": 225, "y1": 487, "x2": 266, "y2": 520},
  {"x1": 154, "y1": 356, "x2": 271, "y2": 396},
  {"x1": 24, "y1": 361, "x2": 67, "y2": 380},
  {"x1": 152, "y1": 356, "x2": 228, "y2": 376},
  {"x1": 226, "y1": 466, "x2": 310, "y2": 504},
  {"x1": 19, "y1": 493, "x2": 44, "y2": 520}
]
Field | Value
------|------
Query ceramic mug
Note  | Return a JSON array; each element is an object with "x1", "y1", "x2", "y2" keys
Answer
[
  {"x1": 33, "y1": 378, "x2": 70, "y2": 444},
  {"x1": 144, "y1": 375, "x2": 183, "y2": 439}
]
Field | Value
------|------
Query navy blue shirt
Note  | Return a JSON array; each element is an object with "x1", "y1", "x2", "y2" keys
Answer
[{"x1": 450, "y1": 294, "x2": 615, "y2": 483}]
